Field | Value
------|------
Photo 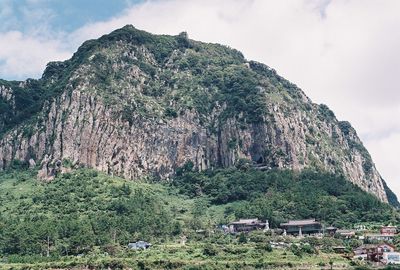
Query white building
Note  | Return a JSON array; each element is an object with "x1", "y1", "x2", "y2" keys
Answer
[{"x1": 382, "y1": 252, "x2": 400, "y2": 265}]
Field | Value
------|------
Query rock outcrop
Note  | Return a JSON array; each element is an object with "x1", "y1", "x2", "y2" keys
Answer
[{"x1": 0, "y1": 25, "x2": 392, "y2": 204}]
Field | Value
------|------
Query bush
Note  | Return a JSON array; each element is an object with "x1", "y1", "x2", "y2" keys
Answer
[
  {"x1": 256, "y1": 243, "x2": 272, "y2": 252},
  {"x1": 300, "y1": 244, "x2": 316, "y2": 254},
  {"x1": 290, "y1": 245, "x2": 302, "y2": 257},
  {"x1": 248, "y1": 231, "x2": 268, "y2": 243},
  {"x1": 203, "y1": 245, "x2": 218, "y2": 256},
  {"x1": 165, "y1": 107, "x2": 178, "y2": 118},
  {"x1": 238, "y1": 233, "x2": 247, "y2": 244}
]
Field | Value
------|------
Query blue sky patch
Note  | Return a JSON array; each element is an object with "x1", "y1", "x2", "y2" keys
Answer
[{"x1": 1, "y1": 0, "x2": 144, "y2": 34}]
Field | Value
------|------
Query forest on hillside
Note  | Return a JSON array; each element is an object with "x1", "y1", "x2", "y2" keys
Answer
[{"x1": 0, "y1": 163, "x2": 397, "y2": 258}]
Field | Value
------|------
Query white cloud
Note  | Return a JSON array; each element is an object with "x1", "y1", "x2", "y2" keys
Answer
[
  {"x1": 0, "y1": 0, "x2": 399, "y2": 197},
  {"x1": 0, "y1": 31, "x2": 70, "y2": 79},
  {"x1": 0, "y1": 0, "x2": 69, "y2": 79},
  {"x1": 366, "y1": 132, "x2": 400, "y2": 196}
]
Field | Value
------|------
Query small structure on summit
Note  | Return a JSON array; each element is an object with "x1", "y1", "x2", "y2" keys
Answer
[
  {"x1": 228, "y1": 218, "x2": 268, "y2": 233},
  {"x1": 280, "y1": 219, "x2": 322, "y2": 236}
]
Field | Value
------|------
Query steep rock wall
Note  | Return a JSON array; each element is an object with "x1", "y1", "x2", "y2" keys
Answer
[{"x1": 0, "y1": 87, "x2": 387, "y2": 202}]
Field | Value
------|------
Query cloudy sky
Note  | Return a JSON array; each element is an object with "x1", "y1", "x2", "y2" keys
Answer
[{"x1": 0, "y1": 0, "x2": 399, "y2": 197}]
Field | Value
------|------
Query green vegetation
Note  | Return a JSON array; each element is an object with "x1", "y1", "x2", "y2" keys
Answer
[
  {"x1": 383, "y1": 180, "x2": 400, "y2": 208},
  {"x1": 0, "y1": 169, "x2": 181, "y2": 257},
  {"x1": 0, "y1": 79, "x2": 52, "y2": 134},
  {"x1": 0, "y1": 165, "x2": 398, "y2": 269},
  {"x1": 74, "y1": 25, "x2": 269, "y2": 124},
  {"x1": 318, "y1": 104, "x2": 336, "y2": 120},
  {"x1": 0, "y1": 240, "x2": 349, "y2": 270},
  {"x1": 173, "y1": 164, "x2": 398, "y2": 228}
]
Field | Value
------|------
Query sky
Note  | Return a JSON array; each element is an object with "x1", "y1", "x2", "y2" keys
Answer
[{"x1": 0, "y1": 0, "x2": 399, "y2": 198}]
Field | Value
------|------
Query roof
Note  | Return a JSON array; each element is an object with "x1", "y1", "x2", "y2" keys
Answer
[
  {"x1": 230, "y1": 218, "x2": 261, "y2": 225},
  {"x1": 382, "y1": 252, "x2": 400, "y2": 256},
  {"x1": 326, "y1": 226, "x2": 337, "y2": 230},
  {"x1": 354, "y1": 244, "x2": 379, "y2": 250},
  {"x1": 337, "y1": 230, "x2": 355, "y2": 234},
  {"x1": 378, "y1": 243, "x2": 396, "y2": 249},
  {"x1": 128, "y1": 241, "x2": 151, "y2": 246},
  {"x1": 366, "y1": 234, "x2": 395, "y2": 238},
  {"x1": 355, "y1": 243, "x2": 395, "y2": 251},
  {"x1": 280, "y1": 219, "x2": 320, "y2": 226},
  {"x1": 332, "y1": 246, "x2": 346, "y2": 249}
]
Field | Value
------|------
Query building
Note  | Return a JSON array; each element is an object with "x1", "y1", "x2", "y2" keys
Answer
[
  {"x1": 382, "y1": 252, "x2": 400, "y2": 265},
  {"x1": 353, "y1": 243, "x2": 396, "y2": 262},
  {"x1": 353, "y1": 244, "x2": 377, "y2": 261},
  {"x1": 336, "y1": 229, "x2": 356, "y2": 239},
  {"x1": 332, "y1": 246, "x2": 346, "y2": 254},
  {"x1": 326, "y1": 226, "x2": 337, "y2": 236},
  {"x1": 354, "y1": 224, "x2": 367, "y2": 231},
  {"x1": 228, "y1": 218, "x2": 268, "y2": 233},
  {"x1": 365, "y1": 234, "x2": 395, "y2": 242},
  {"x1": 128, "y1": 241, "x2": 151, "y2": 250},
  {"x1": 378, "y1": 243, "x2": 396, "y2": 253},
  {"x1": 280, "y1": 219, "x2": 322, "y2": 236},
  {"x1": 381, "y1": 225, "x2": 397, "y2": 235}
]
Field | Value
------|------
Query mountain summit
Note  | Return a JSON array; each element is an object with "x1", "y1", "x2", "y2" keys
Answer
[{"x1": 0, "y1": 25, "x2": 397, "y2": 205}]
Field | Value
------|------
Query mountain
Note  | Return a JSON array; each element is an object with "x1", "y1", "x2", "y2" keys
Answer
[{"x1": 0, "y1": 25, "x2": 397, "y2": 205}]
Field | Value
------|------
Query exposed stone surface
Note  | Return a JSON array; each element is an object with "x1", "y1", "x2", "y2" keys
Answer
[{"x1": 0, "y1": 25, "x2": 391, "y2": 203}]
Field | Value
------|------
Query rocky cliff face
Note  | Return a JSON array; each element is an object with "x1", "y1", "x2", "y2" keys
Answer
[{"x1": 0, "y1": 25, "x2": 393, "y2": 204}]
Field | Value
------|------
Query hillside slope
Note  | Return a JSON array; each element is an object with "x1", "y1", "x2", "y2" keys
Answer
[
  {"x1": 0, "y1": 167, "x2": 397, "y2": 257},
  {"x1": 0, "y1": 25, "x2": 396, "y2": 204}
]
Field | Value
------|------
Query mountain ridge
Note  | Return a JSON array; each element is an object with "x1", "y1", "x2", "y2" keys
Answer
[{"x1": 0, "y1": 25, "x2": 397, "y2": 206}]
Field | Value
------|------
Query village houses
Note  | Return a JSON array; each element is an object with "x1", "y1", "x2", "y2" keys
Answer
[{"x1": 225, "y1": 217, "x2": 400, "y2": 265}]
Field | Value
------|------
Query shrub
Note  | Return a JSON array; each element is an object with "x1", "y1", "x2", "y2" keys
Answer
[
  {"x1": 238, "y1": 233, "x2": 247, "y2": 244},
  {"x1": 203, "y1": 245, "x2": 218, "y2": 256},
  {"x1": 165, "y1": 107, "x2": 178, "y2": 118},
  {"x1": 256, "y1": 243, "x2": 272, "y2": 252}
]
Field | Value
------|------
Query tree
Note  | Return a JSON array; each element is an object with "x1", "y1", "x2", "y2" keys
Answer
[{"x1": 238, "y1": 233, "x2": 247, "y2": 244}]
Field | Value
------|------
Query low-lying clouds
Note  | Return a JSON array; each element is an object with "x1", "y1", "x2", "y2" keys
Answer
[{"x1": 0, "y1": 0, "x2": 399, "y2": 196}]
